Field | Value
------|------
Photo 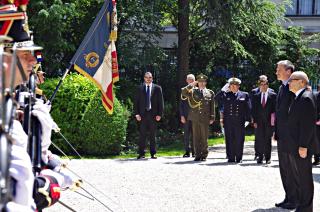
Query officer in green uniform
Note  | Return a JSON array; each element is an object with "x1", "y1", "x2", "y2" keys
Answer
[{"x1": 181, "y1": 73, "x2": 215, "y2": 161}]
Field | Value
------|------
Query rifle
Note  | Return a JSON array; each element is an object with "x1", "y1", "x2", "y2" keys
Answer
[
  {"x1": 0, "y1": 36, "x2": 15, "y2": 211},
  {"x1": 23, "y1": 67, "x2": 42, "y2": 176}
]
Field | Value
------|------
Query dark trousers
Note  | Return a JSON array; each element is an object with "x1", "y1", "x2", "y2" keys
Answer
[
  {"x1": 313, "y1": 126, "x2": 320, "y2": 162},
  {"x1": 138, "y1": 111, "x2": 157, "y2": 156},
  {"x1": 183, "y1": 120, "x2": 193, "y2": 154},
  {"x1": 254, "y1": 120, "x2": 272, "y2": 161},
  {"x1": 224, "y1": 118, "x2": 245, "y2": 161},
  {"x1": 278, "y1": 150, "x2": 299, "y2": 204},
  {"x1": 192, "y1": 122, "x2": 209, "y2": 159},
  {"x1": 294, "y1": 156, "x2": 314, "y2": 212}
]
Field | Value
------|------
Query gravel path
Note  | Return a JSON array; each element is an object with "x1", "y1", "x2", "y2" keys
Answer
[{"x1": 45, "y1": 141, "x2": 320, "y2": 212}]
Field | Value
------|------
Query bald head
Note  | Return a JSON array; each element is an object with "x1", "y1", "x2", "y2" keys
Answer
[{"x1": 288, "y1": 71, "x2": 309, "y2": 93}]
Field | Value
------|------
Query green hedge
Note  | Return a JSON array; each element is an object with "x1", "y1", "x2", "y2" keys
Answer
[{"x1": 40, "y1": 73, "x2": 128, "y2": 156}]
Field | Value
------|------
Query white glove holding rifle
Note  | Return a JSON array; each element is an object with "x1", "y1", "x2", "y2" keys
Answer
[{"x1": 31, "y1": 100, "x2": 59, "y2": 163}]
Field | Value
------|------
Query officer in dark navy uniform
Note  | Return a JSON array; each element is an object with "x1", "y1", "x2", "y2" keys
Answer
[{"x1": 215, "y1": 77, "x2": 251, "y2": 163}]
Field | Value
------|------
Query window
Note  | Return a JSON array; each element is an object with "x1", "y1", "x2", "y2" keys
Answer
[
  {"x1": 315, "y1": 0, "x2": 320, "y2": 14},
  {"x1": 286, "y1": 0, "x2": 320, "y2": 15}
]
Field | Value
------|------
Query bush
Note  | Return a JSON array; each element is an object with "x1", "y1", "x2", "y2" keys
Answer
[
  {"x1": 40, "y1": 73, "x2": 128, "y2": 156},
  {"x1": 79, "y1": 91, "x2": 128, "y2": 156}
]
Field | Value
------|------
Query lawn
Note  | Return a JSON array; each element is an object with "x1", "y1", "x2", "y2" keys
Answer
[{"x1": 108, "y1": 135, "x2": 255, "y2": 159}]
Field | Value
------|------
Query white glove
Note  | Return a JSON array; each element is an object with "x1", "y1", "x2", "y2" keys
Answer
[
  {"x1": 244, "y1": 121, "x2": 250, "y2": 127},
  {"x1": 221, "y1": 83, "x2": 230, "y2": 92},
  {"x1": 11, "y1": 120, "x2": 28, "y2": 150},
  {"x1": 31, "y1": 100, "x2": 59, "y2": 152}
]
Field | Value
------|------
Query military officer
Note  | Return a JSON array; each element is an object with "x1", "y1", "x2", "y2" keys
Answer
[
  {"x1": 181, "y1": 73, "x2": 215, "y2": 161},
  {"x1": 215, "y1": 77, "x2": 251, "y2": 163}
]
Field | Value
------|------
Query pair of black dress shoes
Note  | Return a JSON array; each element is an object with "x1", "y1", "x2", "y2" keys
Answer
[
  {"x1": 257, "y1": 158, "x2": 271, "y2": 164},
  {"x1": 227, "y1": 159, "x2": 242, "y2": 163},
  {"x1": 275, "y1": 199, "x2": 297, "y2": 210},
  {"x1": 182, "y1": 152, "x2": 194, "y2": 158},
  {"x1": 137, "y1": 155, "x2": 157, "y2": 159},
  {"x1": 194, "y1": 157, "x2": 206, "y2": 161}
]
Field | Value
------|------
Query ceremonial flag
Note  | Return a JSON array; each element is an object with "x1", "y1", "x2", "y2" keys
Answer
[{"x1": 70, "y1": 0, "x2": 119, "y2": 114}]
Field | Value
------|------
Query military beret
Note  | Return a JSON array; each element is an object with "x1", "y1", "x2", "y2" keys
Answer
[
  {"x1": 197, "y1": 73, "x2": 208, "y2": 82},
  {"x1": 228, "y1": 77, "x2": 241, "y2": 85}
]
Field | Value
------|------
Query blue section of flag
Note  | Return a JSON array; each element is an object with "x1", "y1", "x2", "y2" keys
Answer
[{"x1": 70, "y1": 0, "x2": 112, "y2": 77}]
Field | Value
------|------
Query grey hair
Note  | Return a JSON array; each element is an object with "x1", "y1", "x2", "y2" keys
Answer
[
  {"x1": 186, "y1": 74, "x2": 195, "y2": 80},
  {"x1": 277, "y1": 60, "x2": 295, "y2": 73}
]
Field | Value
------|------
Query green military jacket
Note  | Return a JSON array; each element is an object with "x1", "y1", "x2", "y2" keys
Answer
[{"x1": 181, "y1": 85, "x2": 216, "y2": 124}]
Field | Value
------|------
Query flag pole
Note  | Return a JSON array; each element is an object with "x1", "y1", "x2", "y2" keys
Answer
[{"x1": 48, "y1": 63, "x2": 73, "y2": 104}]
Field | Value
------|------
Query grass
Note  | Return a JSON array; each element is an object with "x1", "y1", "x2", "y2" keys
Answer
[
  {"x1": 61, "y1": 135, "x2": 256, "y2": 160},
  {"x1": 104, "y1": 135, "x2": 255, "y2": 159}
]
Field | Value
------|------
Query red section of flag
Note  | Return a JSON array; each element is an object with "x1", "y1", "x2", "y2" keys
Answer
[{"x1": 0, "y1": 20, "x2": 11, "y2": 34}]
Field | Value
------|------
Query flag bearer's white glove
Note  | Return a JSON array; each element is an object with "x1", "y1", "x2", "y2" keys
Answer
[{"x1": 31, "y1": 100, "x2": 59, "y2": 154}]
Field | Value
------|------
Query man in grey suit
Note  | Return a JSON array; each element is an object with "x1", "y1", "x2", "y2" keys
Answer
[{"x1": 179, "y1": 74, "x2": 195, "y2": 157}]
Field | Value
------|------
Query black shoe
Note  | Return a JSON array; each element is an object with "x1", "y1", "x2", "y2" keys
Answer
[
  {"x1": 280, "y1": 202, "x2": 297, "y2": 210},
  {"x1": 236, "y1": 159, "x2": 242, "y2": 163},
  {"x1": 312, "y1": 160, "x2": 320, "y2": 166},
  {"x1": 275, "y1": 199, "x2": 288, "y2": 207},
  {"x1": 183, "y1": 152, "x2": 190, "y2": 158},
  {"x1": 137, "y1": 155, "x2": 145, "y2": 159},
  {"x1": 257, "y1": 157, "x2": 263, "y2": 164},
  {"x1": 227, "y1": 159, "x2": 235, "y2": 163},
  {"x1": 151, "y1": 155, "x2": 157, "y2": 159},
  {"x1": 266, "y1": 160, "x2": 271, "y2": 164},
  {"x1": 200, "y1": 157, "x2": 206, "y2": 161},
  {"x1": 194, "y1": 157, "x2": 201, "y2": 161}
]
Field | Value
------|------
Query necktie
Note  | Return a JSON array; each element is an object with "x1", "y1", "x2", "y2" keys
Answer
[
  {"x1": 146, "y1": 85, "x2": 151, "y2": 110},
  {"x1": 262, "y1": 93, "x2": 266, "y2": 108}
]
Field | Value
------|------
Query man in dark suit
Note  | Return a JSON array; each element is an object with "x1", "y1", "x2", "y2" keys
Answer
[
  {"x1": 250, "y1": 75, "x2": 275, "y2": 160},
  {"x1": 274, "y1": 60, "x2": 297, "y2": 210},
  {"x1": 215, "y1": 77, "x2": 251, "y2": 163},
  {"x1": 252, "y1": 77, "x2": 276, "y2": 164},
  {"x1": 287, "y1": 71, "x2": 318, "y2": 212},
  {"x1": 134, "y1": 72, "x2": 164, "y2": 159},
  {"x1": 313, "y1": 86, "x2": 320, "y2": 166},
  {"x1": 179, "y1": 74, "x2": 195, "y2": 157}
]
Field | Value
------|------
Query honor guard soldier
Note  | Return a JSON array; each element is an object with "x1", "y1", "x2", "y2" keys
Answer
[
  {"x1": 215, "y1": 77, "x2": 251, "y2": 163},
  {"x1": 181, "y1": 73, "x2": 215, "y2": 161}
]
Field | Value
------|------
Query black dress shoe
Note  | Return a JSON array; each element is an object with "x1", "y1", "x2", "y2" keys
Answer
[
  {"x1": 236, "y1": 159, "x2": 242, "y2": 163},
  {"x1": 183, "y1": 152, "x2": 190, "y2": 158},
  {"x1": 227, "y1": 159, "x2": 235, "y2": 163},
  {"x1": 275, "y1": 199, "x2": 288, "y2": 207},
  {"x1": 257, "y1": 159, "x2": 263, "y2": 164},
  {"x1": 280, "y1": 202, "x2": 297, "y2": 210},
  {"x1": 137, "y1": 155, "x2": 145, "y2": 159},
  {"x1": 194, "y1": 157, "x2": 201, "y2": 161},
  {"x1": 313, "y1": 160, "x2": 320, "y2": 166},
  {"x1": 266, "y1": 160, "x2": 271, "y2": 164},
  {"x1": 151, "y1": 155, "x2": 157, "y2": 159}
]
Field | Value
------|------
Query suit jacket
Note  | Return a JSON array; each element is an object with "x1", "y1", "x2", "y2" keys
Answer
[
  {"x1": 134, "y1": 83, "x2": 164, "y2": 118},
  {"x1": 215, "y1": 90, "x2": 251, "y2": 122},
  {"x1": 252, "y1": 89, "x2": 276, "y2": 125},
  {"x1": 181, "y1": 85, "x2": 215, "y2": 124},
  {"x1": 288, "y1": 89, "x2": 319, "y2": 156},
  {"x1": 316, "y1": 92, "x2": 320, "y2": 121},
  {"x1": 275, "y1": 83, "x2": 295, "y2": 152}
]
